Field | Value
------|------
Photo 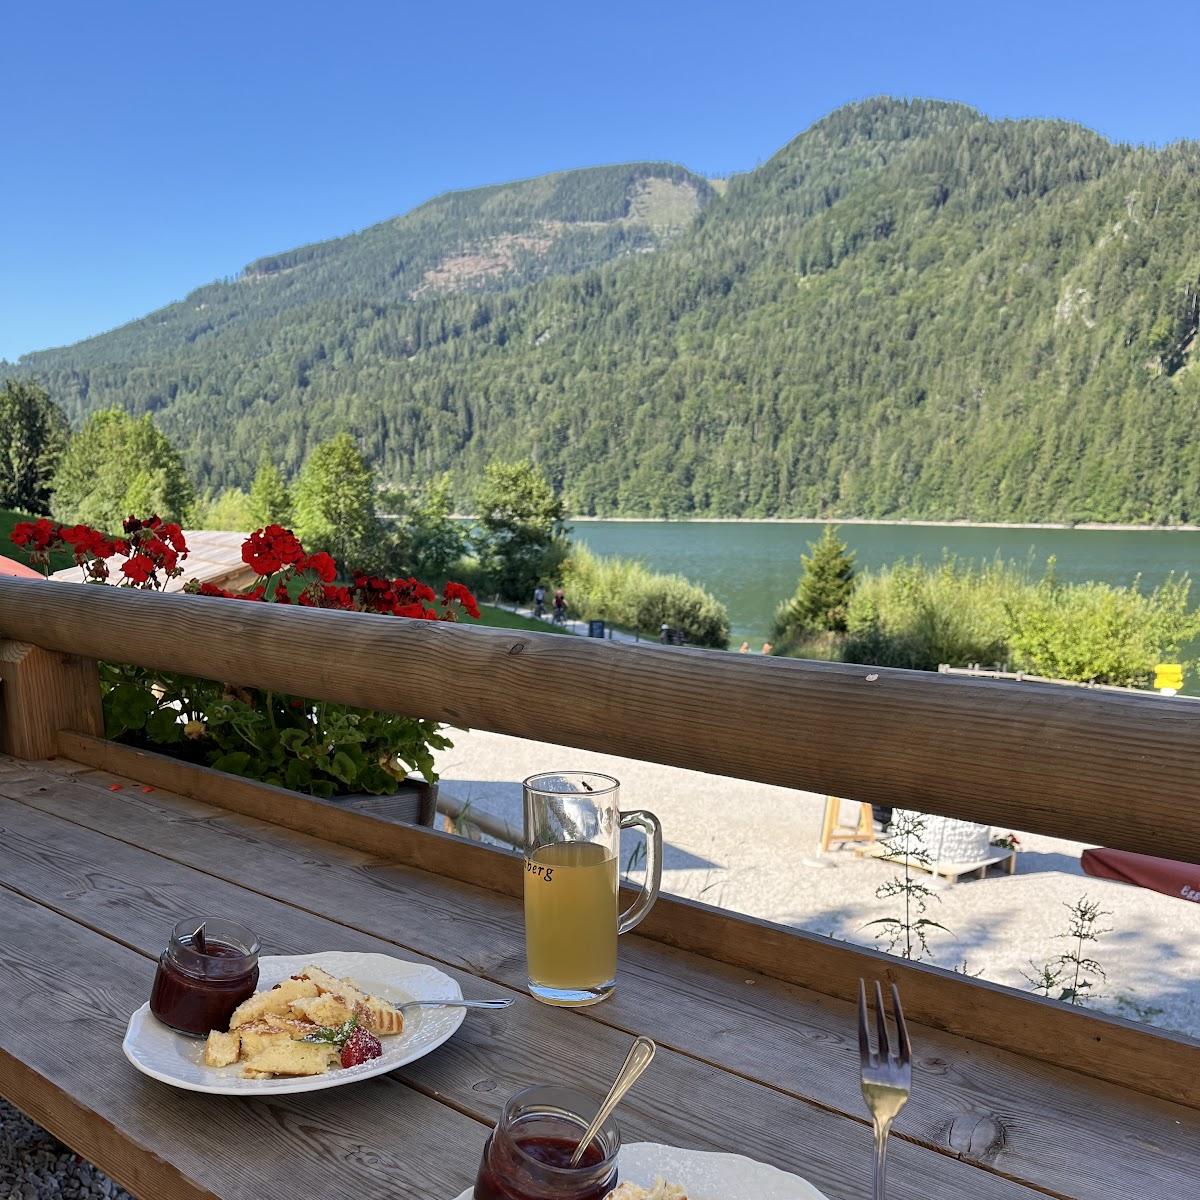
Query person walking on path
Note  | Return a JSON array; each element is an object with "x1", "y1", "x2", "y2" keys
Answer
[{"x1": 533, "y1": 583, "x2": 547, "y2": 619}]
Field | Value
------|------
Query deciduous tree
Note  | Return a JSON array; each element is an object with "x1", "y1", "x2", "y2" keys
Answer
[
  {"x1": 472, "y1": 461, "x2": 567, "y2": 600},
  {"x1": 293, "y1": 433, "x2": 383, "y2": 572},
  {"x1": 51, "y1": 408, "x2": 193, "y2": 530}
]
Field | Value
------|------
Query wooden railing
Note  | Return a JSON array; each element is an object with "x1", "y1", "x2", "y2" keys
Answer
[
  {"x1": 2, "y1": 574, "x2": 1199, "y2": 1108},
  {"x1": 3, "y1": 575, "x2": 1199, "y2": 862}
]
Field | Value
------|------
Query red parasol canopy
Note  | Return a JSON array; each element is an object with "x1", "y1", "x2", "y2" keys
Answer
[
  {"x1": 1081, "y1": 847, "x2": 1200, "y2": 904},
  {"x1": 0, "y1": 554, "x2": 44, "y2": 580}
]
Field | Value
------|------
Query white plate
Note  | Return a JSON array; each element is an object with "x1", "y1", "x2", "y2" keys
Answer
[
  {"x1": 451, "y1": 1141, "x2": 828, "y2": 1199},
  {"x1": 124, "y1": 950, "x2": 465, "y2": 1095}
]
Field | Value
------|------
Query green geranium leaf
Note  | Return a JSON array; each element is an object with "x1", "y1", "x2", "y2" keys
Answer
[
  {"x1": 210, "y1": 750, "x2": 252, "y2": 776},
  {"x1": 279, "y1": 727, "x2": 311, "y2": 752},
  {"x1": 329, "y1": 750, "x2": 358, "y2": 785},
  {"x1": 145, "y1": 707, "x2": 184, "y2": 744},
  {"x1": 106, "y1": 682, "x2": 155, "y2": 733},
  {"x1": 284, "y1": 572, "x2": 310, "y2": 602},
  {"x1": 285, "y1": 758, "x2": 313, "y2": 791}
]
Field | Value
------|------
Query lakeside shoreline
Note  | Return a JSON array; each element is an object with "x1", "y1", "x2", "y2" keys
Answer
[{"x1": 564, "y1": 516, "x2": 1200, "y2": 532}]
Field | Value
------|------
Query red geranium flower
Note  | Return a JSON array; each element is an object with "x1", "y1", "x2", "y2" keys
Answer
[
  {"x1": 442, "y1": 581, "x2": 481, "y2": 619},
  {"x1": 300, "y1": 551, "x2": 337, "y2": 583},
  {"x1": 188, "y1": 581, "x2": 235, "y2": 598},
  {"x1": 11, "y1": 518, "x2": 57, "y2": 551},
  {"x1": 242, "y1": 524, "x2": 305, "y2": 575},
  {"x1": 121, "y1": 553, "x2": 155, "y2": 584}
]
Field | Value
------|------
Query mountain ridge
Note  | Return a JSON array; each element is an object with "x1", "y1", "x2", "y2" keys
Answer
[
  {"x1": 15, "y1": 160, "x2": 714, "y2": 367},
  {"x1": 7, "y1": 96, "x2": 1200, "y2": 524}
]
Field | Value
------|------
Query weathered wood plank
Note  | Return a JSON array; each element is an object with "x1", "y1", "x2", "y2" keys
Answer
[
  {"x1": 0, "y1": 640, "x2": 101, "y2": 758},
  {"x1": 0, "y1": 793, "x2": 1041, "y2": 1200},
  {"x1": 0, "y1": 884, "x2": 488, "y2": 1200},
  {"x1": 57, "y1": 732, "x2": 521, "y2": 896},
  {"x1": 6, "y1": 759, "x2": 1197, "y2": 1200},
  {"x1": 2, "y1": 575, "x2": 1199, "y2": 863},
  {"x1": 50, "y1": 735, "x2": 1200, "y2": 1111}
]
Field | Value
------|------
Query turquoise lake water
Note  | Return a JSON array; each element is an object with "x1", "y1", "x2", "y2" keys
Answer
[{"x1": 569, "y1": 520, "x2": 1200, "y2": 645}]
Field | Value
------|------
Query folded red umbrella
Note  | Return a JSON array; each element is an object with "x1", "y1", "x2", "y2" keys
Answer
[
  {"x1": 1082, "y1": 847, "x2": 1200, "y2": 904},
  {"x1": 0, "y1": 554, "x2": 44, "y2": 579}
]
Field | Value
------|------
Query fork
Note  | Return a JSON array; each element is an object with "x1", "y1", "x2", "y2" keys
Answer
[
  {"x1": 858, "y1": 980, "x2": 912, "y2": 1200},
  {"x1": 397, "y1": 997, "x2": 514, "y2": 1013}
]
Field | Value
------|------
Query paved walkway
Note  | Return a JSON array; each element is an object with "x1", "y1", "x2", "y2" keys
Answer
[
  {"x1": 493, "y1": 601, "x2": 644, "y2": 644},
  {"x1": 435, "y1": 728, "x2": 1200, "y2": 1039}
]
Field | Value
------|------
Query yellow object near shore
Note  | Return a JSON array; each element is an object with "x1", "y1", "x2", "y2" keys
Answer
[{"x1": 1154, "y1": 663, "x2": 1183, "y2": 690}]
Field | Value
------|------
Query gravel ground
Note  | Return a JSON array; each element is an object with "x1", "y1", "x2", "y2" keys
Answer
[
  {"x1": 436, "y1": 728, "x2": 1200, "y2": 1038},
  {"x1": 0, "y1": 1100, "x2": 131, "y2": 1199}
]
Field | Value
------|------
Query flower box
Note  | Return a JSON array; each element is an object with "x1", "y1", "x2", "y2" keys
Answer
[
  {"x1": 11, "y1": 515, "x2": 478, "y2": 808},
  {"x1": 69, "y1": 733, "x2": 440, "y2": 830}
]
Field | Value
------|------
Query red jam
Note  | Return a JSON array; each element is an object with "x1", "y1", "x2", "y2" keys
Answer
[
  {"x1": 149, "y1": 918, "x2": 260, "y2": 1037},
  {"x1": 474, "y1": 1134, "x2": 615, "y2": 1200}
]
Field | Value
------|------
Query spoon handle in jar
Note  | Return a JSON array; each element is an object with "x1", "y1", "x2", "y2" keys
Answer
[{"x1": 568, "y1": 1036, "x2": 656, "y2": 1168}]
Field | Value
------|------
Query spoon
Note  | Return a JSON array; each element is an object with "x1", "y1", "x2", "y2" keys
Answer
[
  {"x1": 569, "y1": 1036, "x2": 657, "y2": 1167},
  {"x1": 397, "y1": 997, "x2": 515, "y2": 1013}
]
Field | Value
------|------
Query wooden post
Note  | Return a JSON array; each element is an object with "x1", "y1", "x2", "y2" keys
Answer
[{"x1": 0, "y1": 641, "x2": 103, "y2": 759}]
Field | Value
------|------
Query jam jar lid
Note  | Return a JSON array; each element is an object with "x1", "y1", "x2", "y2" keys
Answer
[{"x1": 165, "y1": 916, "x2": 260, "y2": 980}]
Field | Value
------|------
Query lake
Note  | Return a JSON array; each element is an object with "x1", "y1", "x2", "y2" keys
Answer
[{"x1": 569, "y1": 520, "x2": 1200, "y2": 645}]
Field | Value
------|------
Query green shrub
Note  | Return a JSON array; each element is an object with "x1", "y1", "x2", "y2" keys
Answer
[
  {"x1": 562, "y1": 545, "x2": 729, "y2": 649},
  {"x1": 784, "y1": 555, "x2": 1199, "y2": 687},
  {"x1": 840, "y1": 558, "x2": 1015, "y2": 670},
  {"x1": 1005, "y1": 574, "x2": 1197, "y2": 687}
]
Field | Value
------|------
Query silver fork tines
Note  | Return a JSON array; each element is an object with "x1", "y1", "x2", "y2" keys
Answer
[{"x1": 858, "y1": 979, "x2": 912, "y2": 1200}]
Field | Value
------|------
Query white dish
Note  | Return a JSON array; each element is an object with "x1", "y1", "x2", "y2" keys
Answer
[
  {"x1": 124, "y1": 950, "x2": 464, "y2": 1095},
  {"x1": 451, "y1": 1141, "x2": 828, "y2": 1199}
]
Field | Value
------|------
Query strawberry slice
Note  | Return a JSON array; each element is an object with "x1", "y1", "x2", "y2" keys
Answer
[{"x1": 340, "y1": 1025, "x2": 383, "y2": 1068}]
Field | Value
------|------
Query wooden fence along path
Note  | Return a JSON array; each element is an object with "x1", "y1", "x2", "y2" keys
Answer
[{"x1": 0, "y1": 574, "x2": 1197, "y2": 1198}]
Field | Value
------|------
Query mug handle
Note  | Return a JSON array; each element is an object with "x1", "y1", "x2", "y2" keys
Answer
[{"x1": 617, "y1": 809, "x2": 663, "y2": 934}]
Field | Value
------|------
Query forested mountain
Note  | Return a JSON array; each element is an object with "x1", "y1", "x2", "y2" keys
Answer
[{"x1": 9, "y1": 97, "x2": 1200, "y2": 523}]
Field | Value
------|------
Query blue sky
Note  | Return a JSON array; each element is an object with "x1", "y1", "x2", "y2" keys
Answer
[{"x1": 3, "y1": 0, "x2": 1198, "y2": 362}]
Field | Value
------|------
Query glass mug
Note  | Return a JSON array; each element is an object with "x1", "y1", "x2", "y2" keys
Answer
[{"x1": 523, "y1": 771, "x2": 662, "y2": 1006}]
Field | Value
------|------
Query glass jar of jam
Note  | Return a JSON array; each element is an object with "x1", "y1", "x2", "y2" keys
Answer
[
  {"x1": 149, "y1": 916, "x2": 260, "y2": 1037},
  {"x1": 474, "y1": 1084, "x2": 620, "y2": 1200}
]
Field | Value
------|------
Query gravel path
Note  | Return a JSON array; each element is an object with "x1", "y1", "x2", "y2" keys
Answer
[
  {"x1": 0, "y1": 1099, "x2": 131, "y2": 1199},
  {"x1": 436, "y1": 728, "x2": 1200, "y2": 1037}
]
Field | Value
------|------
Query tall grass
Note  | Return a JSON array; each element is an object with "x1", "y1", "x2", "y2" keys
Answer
[{"x1": 562, "y1": 544, "x2": 730, "y2": 648}]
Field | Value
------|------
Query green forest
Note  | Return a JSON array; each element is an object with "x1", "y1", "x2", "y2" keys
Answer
[{"x1": 6, "y1": 97, "x2": 1200, "y2": 523}]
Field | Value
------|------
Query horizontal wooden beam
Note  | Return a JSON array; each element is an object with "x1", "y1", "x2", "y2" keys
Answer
[{"x1": 4, "y1": 576, "x2": 1200, "y2": 863}]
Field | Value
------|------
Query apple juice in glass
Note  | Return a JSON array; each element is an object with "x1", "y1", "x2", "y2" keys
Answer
[{"x1": 522, "y1": 771, "x2": 662, "y2": 1006}]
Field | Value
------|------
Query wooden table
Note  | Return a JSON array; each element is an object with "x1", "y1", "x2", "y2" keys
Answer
[{"x1": 1, "y1": 750, "x2": 1197, "y2": 1200}]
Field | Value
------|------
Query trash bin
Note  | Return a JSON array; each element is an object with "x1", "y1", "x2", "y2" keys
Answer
[{"x1": 588, "y1": 619, "x2": 606, "y2": 639}]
